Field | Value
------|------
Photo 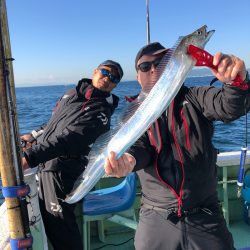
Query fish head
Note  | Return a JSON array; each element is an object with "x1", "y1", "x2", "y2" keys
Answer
[{"x1": 183, "y1": 25, "x2": 215, "y2": 50}]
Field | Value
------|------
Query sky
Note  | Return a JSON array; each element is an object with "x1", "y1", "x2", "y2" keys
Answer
[{"x1": 5, "y1": 0, "x2": 250, "y2": 86}]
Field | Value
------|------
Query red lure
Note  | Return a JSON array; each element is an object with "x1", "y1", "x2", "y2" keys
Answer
[{"x1": 187, "y1": 45, "x2": 247, "y2": 90}]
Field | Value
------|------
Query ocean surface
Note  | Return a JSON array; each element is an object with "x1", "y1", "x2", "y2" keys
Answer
[
  {"x1": 17, "y1": 76, "x2": 249, "y2": 152},
  {"x1": 0, "y1": 76, "x2": 249, "y2": 200}
]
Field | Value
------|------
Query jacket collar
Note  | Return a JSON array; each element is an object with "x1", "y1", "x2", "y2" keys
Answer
[
  {"x1": 76, "y1": 78, "x2": 119, "y2": 113},
  {"x1": 76, "y1": 78, "x2": 111, "y2": 99}
]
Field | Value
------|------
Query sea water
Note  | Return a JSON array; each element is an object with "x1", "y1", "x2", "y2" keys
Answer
[{"x1": 0, "y1": 76, "x2": 250, "y2": 201}]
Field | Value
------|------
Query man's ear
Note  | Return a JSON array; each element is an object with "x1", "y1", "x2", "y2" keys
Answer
[{"x1": 92, "y1": 68, "x2": 98, "y2": 78}]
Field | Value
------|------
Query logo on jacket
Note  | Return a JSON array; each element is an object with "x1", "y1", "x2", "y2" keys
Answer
[
  {"x1": 50, "y1": 202, "x2": 62, "y2": 213},
  {"x1": 106, "y1": 95, "x2": 113, "y2": 104},
  {"x1": 97, "y1": 112, "x2": 108, "y2": 125},
  {"x1": 62, "y1": 94, "x2": 70, "y2": 99}
]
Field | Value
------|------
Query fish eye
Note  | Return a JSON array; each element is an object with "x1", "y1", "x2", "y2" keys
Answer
[{"x1": 197, "y1": 30, "x2": 202, "y2": 35}]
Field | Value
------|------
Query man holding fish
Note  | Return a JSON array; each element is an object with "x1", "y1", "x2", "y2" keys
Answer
[{"x1": 105, "y1": 41, "x2": 250, "y2": 250}]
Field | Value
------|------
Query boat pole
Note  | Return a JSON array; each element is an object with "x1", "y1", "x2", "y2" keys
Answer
[
  {"x1": 237, "y1": 99, "x2": 248, "y2": 198},
  {"x1": 0, "y1": 0, "x2": 31, "y2": 248},
  {"x1": 146, "y1": 0, "x2": 150, "y2": 44}
]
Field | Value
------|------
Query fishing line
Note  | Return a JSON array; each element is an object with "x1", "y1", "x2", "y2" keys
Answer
[{"x1": 237, "y1": 94, "x2": 248, "y2": 198}]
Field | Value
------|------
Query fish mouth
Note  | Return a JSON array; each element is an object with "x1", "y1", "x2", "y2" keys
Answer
[
  {"x1": 190, "y1": 25, "x2": 215, "y2": 48},
  {"x1": 206, "y1": 29, "x2": 215, "y2": 41},
  {"x1": 204, "y1": 28, "x2": 215, "y2": 45},
  {"x1": 201, "y1": 25, "x2": 215, "y2": 39}
]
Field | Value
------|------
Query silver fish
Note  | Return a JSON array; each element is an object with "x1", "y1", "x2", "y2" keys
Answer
[{"x1": 65, "y1": 25, "x2": 214, "y2": 204}]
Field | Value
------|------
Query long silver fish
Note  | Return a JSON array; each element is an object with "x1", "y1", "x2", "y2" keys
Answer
[{"x1": 65, "y1": 25, "x2": 215, "y2": 204}]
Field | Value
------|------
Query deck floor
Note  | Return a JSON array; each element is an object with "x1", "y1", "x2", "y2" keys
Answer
[
  {"x1": 90, "y1": 231, "x2": 135, "y2": 250},
  {"x1": 229, "y1": 221, "x2": 250, "y2": 249},
  {"x1": 89, "y1": 221, "x2": 250, "y2": 250}
]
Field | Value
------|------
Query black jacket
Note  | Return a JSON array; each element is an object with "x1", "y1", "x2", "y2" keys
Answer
[
  {"x1": 129, "y1": 80, "x2": 250, "y2": 213},
  {"x1": 24, "y1": 79, "x2": 119, "y2": 175}
]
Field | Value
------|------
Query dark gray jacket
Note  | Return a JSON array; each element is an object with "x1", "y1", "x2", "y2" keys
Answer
[
  {"x1": 130, "y1": 80, "x2": 250, "y2": 213},
  {"x1": 24, "y1": 79, "x2": 119, "y2": 175}
]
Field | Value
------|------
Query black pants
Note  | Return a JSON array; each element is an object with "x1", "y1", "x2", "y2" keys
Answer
[
  {"x1": 134, "y1": 204, "x2": 235, "y2": 250},
  {"x1": 38, "y1": 170, "x2": 83, "y2": 250}
]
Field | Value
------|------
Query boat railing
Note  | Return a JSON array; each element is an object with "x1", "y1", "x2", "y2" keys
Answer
[{"x1": 216, "y1": 150, "x2": 250, "y2": 226}]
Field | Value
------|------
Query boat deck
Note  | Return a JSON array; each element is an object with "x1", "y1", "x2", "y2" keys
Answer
[
  {"x1": 86, "y1": 220, "x2": 250, "y2": 250},
  {"x1": 229, "y1": 221, "x2": 250, "y2": 249},
  {"x1": 82, "y1": 153, "x2": 250, "y2": 250},
  {"x1": 2, "y1": 152, "x2": 250, "y2": 250},
  {"x1": 90, "y1": 231, "x2": 135, "y2": 250}
]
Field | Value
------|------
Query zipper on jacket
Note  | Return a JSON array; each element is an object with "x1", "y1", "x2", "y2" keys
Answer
[
  {"x1": 148, "y1": 107, "x2": 185, "y2": 217},
  {"x1": 148, "y1": 120, "x2": 162, "y2": 153},
  {"x1": 177, "y1": 197, "x2": 183, "y2": 217},
  {"x1": 171, "y1": 100, "x2": 185, "y2": 217},
  {"x1": 154, "y1": 156, "x2": 182, "y2": 214},
  {"x1": 180, "y1": 108, "x2": 190, "y2": 151},
  {"x1": 149, "y1": 118, "x2": 180, "y2": 203}
]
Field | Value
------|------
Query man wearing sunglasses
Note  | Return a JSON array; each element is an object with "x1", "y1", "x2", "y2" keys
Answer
[
  {"x1": 21, "y1": 60, "x2": 123, "y2": 250},
  {"x1": 104, "y1": 42, "x2": 250, "y2": 250}
]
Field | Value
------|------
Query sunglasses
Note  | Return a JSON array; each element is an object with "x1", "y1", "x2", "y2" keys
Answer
[
  {"x1": 98, "y1": 68, "x2": 120, "y2": 84},
  {"x1": 137, "y1": 58, "x2": 162, "y2": 72}
]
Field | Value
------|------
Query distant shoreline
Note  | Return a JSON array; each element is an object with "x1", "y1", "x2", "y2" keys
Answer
[
  {"x1": 15, "y1": 69, "x2": 249, "y2": 88},
  {"x1": 14, "y1": 77, "x2": 211, "y2": 88}
]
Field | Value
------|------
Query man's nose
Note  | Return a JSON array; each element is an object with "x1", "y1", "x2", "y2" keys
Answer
[
  {"x1": 103, "y1": 76, "x2": 109, "y2": 81},
  {"x1": 151, "y1": 64, "x2": 157, "y2": 72}
]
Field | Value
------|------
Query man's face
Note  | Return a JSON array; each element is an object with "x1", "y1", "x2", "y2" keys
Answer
[
  {"x1": 92, "y1": 65, "x2": 119, "y2": 92},
  {"x1": 136, "y1": 54, "x2": 164, "y2": 91}
]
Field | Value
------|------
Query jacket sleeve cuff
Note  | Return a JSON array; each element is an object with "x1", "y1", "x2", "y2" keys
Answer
[{"x1": 230, "y1": 71, "x2": 249, "y2": 91}]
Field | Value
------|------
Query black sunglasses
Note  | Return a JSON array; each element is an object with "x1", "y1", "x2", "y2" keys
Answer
[
  {"x1": 137, "y1": 58, "x2": 162, "y2": 72},
  {"x1": 99, "y1": 68, "x2": 120, "y2": 84}
]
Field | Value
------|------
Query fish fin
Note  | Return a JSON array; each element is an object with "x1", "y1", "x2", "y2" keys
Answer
[
  {"x1": 142, "y1": 38, "x2": 183, "y2": 93},
  {"x1": 116, "y1": 91, "x2": 148, "y2": 125},
  {"x1": 87, "y1": 129, "x2": 114, "y2": 166},
  {"x1": 87, "y1": 38, "x2": 183, "y2": 164},
  {"x1": 87, "y1": 39, "x2": 183, "y2": 163},
  {"x1": 87, "y1": 91, "x2": 147, "y2": 166}
]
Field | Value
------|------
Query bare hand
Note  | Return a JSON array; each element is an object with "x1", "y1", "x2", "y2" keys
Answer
[
  {"x1": 20, "y1": 134, "x2": 36, "y2": 150},
  {"x1": 20, "y1": 134, "x2": 33, "y2": 141},
  {"x1": 104, "y1": 151, "x2": 136, "y2": 178},
  {"x1": 22, "y1": 157, "x2": 30, "y2": 171},
  {"x1": 212, "y1": 53, "x2": 247, "y2": 84}
]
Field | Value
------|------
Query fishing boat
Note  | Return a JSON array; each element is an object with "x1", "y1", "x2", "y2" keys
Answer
[
  {"x1": 1, "y1": 151, "x2": 250, "y2": 249},
  {"x1": 1, "y1": 0, "x2": 250, "y2": 250}
]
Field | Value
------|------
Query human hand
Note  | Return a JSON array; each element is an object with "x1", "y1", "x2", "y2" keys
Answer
[
  {"x1": 212, "y1": 53, "x2": 247, "y2": 84},
  {"x1": 20, "y1": 134, "x2": 33, "y2": 141},
  {"x1": 21, "y1": 157, "x2": 30, "y2": 171},
  {"x1": 20, "y1": 134, "x2": 36, "y2": 150},
  {"x1": 104, "y1": 151, "x2": 136, "y2": 178}
]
